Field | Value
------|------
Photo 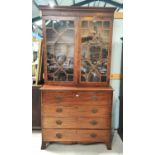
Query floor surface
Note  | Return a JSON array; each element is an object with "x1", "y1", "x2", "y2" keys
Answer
[{"x1": 32, "y1": 130, "x2": 123, "y2": 155}]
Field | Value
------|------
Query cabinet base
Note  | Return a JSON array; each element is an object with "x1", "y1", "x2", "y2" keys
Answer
[
  {"x1": 41, "y1": 141, "x2": 112, "y2": 150},
  {"x1": 41, "y1": 141, "x2": 49, "y2": 150}
]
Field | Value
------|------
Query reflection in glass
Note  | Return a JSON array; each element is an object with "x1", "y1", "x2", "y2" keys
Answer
[
  {"x1": 46, "y1": 19, "x2": 75, "y2": 81},
  {"x1": 82, "y1": 46, "x2": 88, "y2": 59},
  {"x1": 55, "y1": 70, "x2": 66, "y2": 81},
  {"x1": 81, "y1": 21, "x2": 88, "y2": 28},
  {"x1": 88, "y1": 71, "x2": 100, "y2": 82},
  {"x1": 56, "y1": 54, "x2": 66, "y2": 65},
  {"x1": 80, "y1": 20, "x2": 110, "y2": 82},
  {"x1": 103, "y1": 21, "x2": 110, "y2": 28},
  {"x1": 54, "y1": 20, "x2": 66, "y2": 33},
  {"x1": 90, "y1": 46, "x2": 100, "y2": 64},
  {"x1": 46, "y1": 20, "x2": 53, "y2": 28},
  {"x1": 102, "y1": 48, "x2": 108, "y2": 58},
  {"x1": 67, "y1": 21, "x2": 74, "y2": 28},
  {"x1": 101, "y1": 76, "x2": 106, "y2": 82},
  {"x1": 95, "y1": 21, "x2": 102, "y2": 27},
  {"x1": 58, "y1": 29, "x2": 74, "y2": 43},
  {"x1": 46, "y1": 29, "x2": 57, "y2": 43},
  {"x1": 68, "y1": 75, "x2": 73, "y2": 81},
  {"x1": 81, "y1": 60, "x2": 91, "y2": 74}
]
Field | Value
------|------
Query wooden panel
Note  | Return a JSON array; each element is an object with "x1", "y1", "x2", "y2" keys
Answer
[
  {"x1": 77, "y1": 130, "x2": 111, "y2": 143},
  {"x1": 73, "y1": 91, "x2": 111, "y2": 104},
  {"x1": 42, "y1": 91, "x2": 74, "y2": 104},
  {"x1": 40, "y1": 6, "x2": 115, "y2": 17},
  {"x1": 41, "y1": 85, "x2": 113, "y2": 91},
  {"x1": 42, "y1": 105, "x2": 111, "y2": 117},
  {"x1": 42, "y1": 129, "x2": 77, "y2": 141},
  {"x1": 32, "y1": 85, "x2": 41, "y2": 129},
  {"x1": 42, "y1": 117, "x2": 111, "y2": 129},
  {"x1": 42, "y1": 91, "x2": 111, "y2": 105},
  {"x1": 42, "y1": 129, "x2": 111, "y2": 143}
]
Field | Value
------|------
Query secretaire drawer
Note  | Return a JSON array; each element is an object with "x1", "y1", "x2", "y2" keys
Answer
[
  {"x1": 73, "y1": 91, "x2": 111, "y2": 104},
  {"x1": 42, "y1": 91, "x2": 74, "y2": 104},
  {"x1": 42, "y1": 105, "x2": 111, "y2": 117},
  {"x1": 42, "y1": 91, "x2": 112, "y2": 105},
  {"x1": 42, "y1": 117, "x2": 111, "y2": 129}
]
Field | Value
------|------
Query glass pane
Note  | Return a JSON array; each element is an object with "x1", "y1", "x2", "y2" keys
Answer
[
  {"x1": 67, "y1": 21, "x2": 74, "y2": 28},
  {"x1": 103, "y1": 30, "x2": 110, "y2": 42},
  {"x1": 57, "y1": 29, "x2": 74, "y2": 43},
  {"x1": 95, "y1": 21, "x2": 102, "y2": 27},
  {"x1": 88, "y1": 70, "x2": 100, "y2": 82},
  {"x1": 81, "y1": 46, "x2": 88, "y2": 59},
  {"x1": 46, "y1": 19, "x2": 75, "y2": 82},
  {"x1": 54, "y1": 20, "x2": 66, "y2": 33},
  {"x1": 46, "y1": 29, "x2": 57, "y2": 43},
  {"x1": 46, "y1": 20, "x2": 53, "y2": 28},
  {"x1": 81, "y1": 21, "x2": 88, "y2": 28},
  {"x1": 80, "y1": 20, "x2": 110, "y2": 82},
  {"x1": 103, "y1": 21, "x2": 110, "y2": 28}
]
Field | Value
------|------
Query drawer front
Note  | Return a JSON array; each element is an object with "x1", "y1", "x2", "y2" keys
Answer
[
  {"x1": 42, "y1": 91, "x2": 74, "y2": 104},
  {"x1": 74, "y1": 91, "x2": 111, "y2": 104},
  {"x1": 42, "y1": 129, "x2": 111, "y2": 143},
  {"x1": 42, "y1": 117, "x2": 111, "y2": 129},
  {"x1": 42, "y1": 105, "x2": 111, "y2": 117},
  {"x1": 77, "y1": 130, "x2": 111, "y2": 143},
  {"x1": 42, "y1": 129, "x2": 77, "y2": 141},
  {"x1": 42, "y1": 91, "x2": 111, "y2": 105}
]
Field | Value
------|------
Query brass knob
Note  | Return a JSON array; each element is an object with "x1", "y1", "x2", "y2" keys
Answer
[
  {"x1": 55, "y1": 96, "x2": 63, "y2": 102},
  {"x1": 56, "y1": 120, "x2": 62, "y2": 125},
  {"x1": 56, "y1": 108, "x2": 63, "y2": 113},
  {"x1": 90, "y1": 120, "x2": 97, "y2": 125},
  {"x1": 75, "y1": 94, "x2": 80, "y2": 97},
  {"x1": 56, "y1": 133, "x2": 62, "y2": 139},
  {"x1": 91, "y1": 96, "x2": 97, "y2": 101},
  {"x1": 90, "y1": 133, "x2": 97, "y2": 138},
  {"x1": 91, "y1": 108, "x2": 98, "y2": 113}
]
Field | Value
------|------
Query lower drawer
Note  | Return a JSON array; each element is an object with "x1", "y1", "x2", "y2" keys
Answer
[
  {"x1": 42, "y1": 117, "x2": 111, "y2": 129},
  {"x1": 42, "y1": 129, "x2": 111, "y2": 143}
]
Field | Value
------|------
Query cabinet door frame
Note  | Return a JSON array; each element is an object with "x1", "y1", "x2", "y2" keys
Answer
[
  {"x1": 77, "y1": 16, "x2": 113, "y2": 87},
  {"x1": 42, "y1": 16, "x2": 78, "y2": 85}
]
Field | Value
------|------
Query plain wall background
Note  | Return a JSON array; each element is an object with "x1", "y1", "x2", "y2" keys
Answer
[{"x1": 110, "y1": 19, "x2": 123, "y2": 129}]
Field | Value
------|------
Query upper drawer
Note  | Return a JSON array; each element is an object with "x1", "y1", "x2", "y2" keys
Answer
[{"x1": 42, "y1": 91, "x2": 112, "y2": 105}]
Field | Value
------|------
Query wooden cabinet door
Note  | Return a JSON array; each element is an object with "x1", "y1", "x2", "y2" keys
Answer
[
  {"x1": 43, "y1": 17, "x2": 78, "y2": 85},
  {"x1": 78, "y1": 16, "x2": 113, "y2": 86}
]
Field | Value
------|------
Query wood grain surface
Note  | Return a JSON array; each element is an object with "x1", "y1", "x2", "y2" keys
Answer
[
  {"x1": 42, "y1": 117, "x2": 111, "y2": 129},
  {"x1": 42, "y1": 129, "x2": 111, "y2": 143}
]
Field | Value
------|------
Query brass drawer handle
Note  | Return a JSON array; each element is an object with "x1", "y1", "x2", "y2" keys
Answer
[
  {"x1": 90, "y1": 133, "x2": 97, "y2": 138},
  {"x1": 56, "y1": 133, "x2": 62, "y2": 139},
  {"x1": 56, "y1": 108, "x2": 63, "y2": 113},
  {"x1": 91, "y1": 96, "x2": 97, "y2": 101},
  {"x1": 56, "y1": 120, "x2": 62, "y2": 125},
  {"x1": 55, "y1": 96, "x2": 63, "y2": 101},
  {"x1": 91, "y1": 108, "x2": 98, "y2": 113},
  {"x1": 75, "y1": 94, "x2": 80, "y2": 97},
  {"x1": 90, "y1": 120, "x2": 97, "y2": 125}
]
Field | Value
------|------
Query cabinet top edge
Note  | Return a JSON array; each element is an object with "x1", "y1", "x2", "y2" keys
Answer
[
  {"x1": 40, "y1": 85, "x2": 113, "y2": 91},
  {"x1": 39, "y1": 6, "x2": 116, "y2": 13}
]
